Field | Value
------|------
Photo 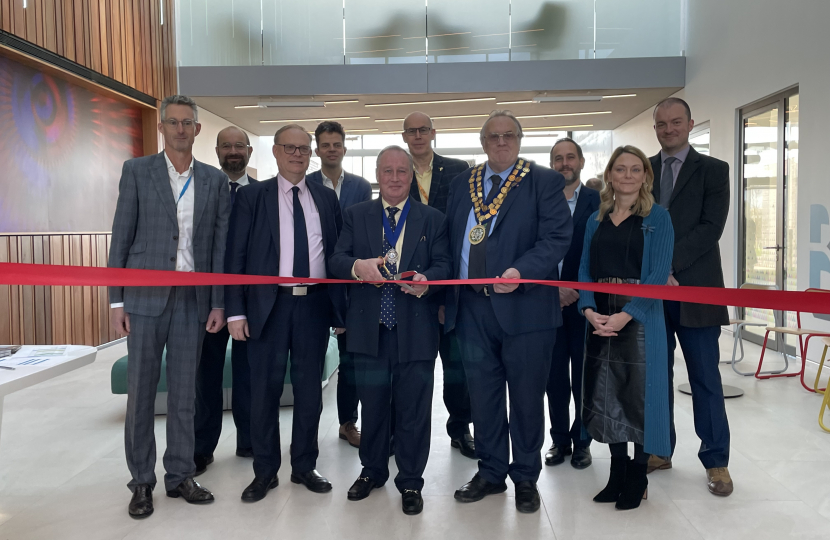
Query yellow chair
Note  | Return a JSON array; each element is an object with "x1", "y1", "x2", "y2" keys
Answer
[{"x1": 817, "y1": 338, "x2": 830, "y2": 433}]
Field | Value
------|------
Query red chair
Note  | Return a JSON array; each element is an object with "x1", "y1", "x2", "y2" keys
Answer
[{"x1": 754, "y1": 288, "x2": 830, "y2": 392}]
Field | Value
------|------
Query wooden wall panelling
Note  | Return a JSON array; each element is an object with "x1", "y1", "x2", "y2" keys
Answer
[
  {"x1": 31, "y1": 235, "x2": 46, "y2": 343},
  {"x1": 123, "y1": 0, "x2": 133, "y2": 88},
  {"x1": 41, "y1": 236, "x2": 52, "y2": 344},
  {"x1": 53, "y1": 0, "x2": 64, "y2": 57},
  {"x1": 49, "y1": 236, "x2": 64, "y2": 344},
  {"x1": 12, "y1": 0, "x2": 24, "y2": 38},
  {"x1": 43, "y1": 0, "x2": 57, "y2": 53},
  {"x1": 1, "y1": 0, "x2": 11, "y2": 33},
  {"x1": 0, "y1": 237, "x2": 10, "y2": 344},
  {"x1": 18, "y1": 236, "x2": 34, "y2": 344},
  {"x1": 96, "y1": 233, "x2": 109, "y2": 342},
  {"x1": 82, "y1": 234, "x2": 94, "y2": 346}
]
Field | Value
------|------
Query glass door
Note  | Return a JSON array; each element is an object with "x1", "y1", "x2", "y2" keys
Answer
[{"x1": 739, "y1": 90, "x2": 799, "y2": 351}]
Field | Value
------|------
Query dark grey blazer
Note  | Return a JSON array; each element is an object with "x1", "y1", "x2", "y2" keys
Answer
[
  {"x1": 108, "y1": 152, "x2": 231, "y2": 322},
  {"x1": 651, "y1": 147, "x2": 730, "y2": 327}
]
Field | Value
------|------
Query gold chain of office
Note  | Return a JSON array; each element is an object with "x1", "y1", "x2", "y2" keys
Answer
[{"x1": 467, "y1": 159, "x2": 529, "y2": 245}]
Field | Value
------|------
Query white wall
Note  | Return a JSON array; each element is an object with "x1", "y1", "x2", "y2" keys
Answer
[
  {"x1": 613, "y1": 0, "x2": 830, "y2": 358},
  {"x1": 192, "y1": 106, "x2": 260, "y2": 178}
]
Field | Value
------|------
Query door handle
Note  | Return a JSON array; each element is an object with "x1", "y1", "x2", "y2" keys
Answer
[{"x1": 763, "y1": 245, "x2": 783, "y2": 250}]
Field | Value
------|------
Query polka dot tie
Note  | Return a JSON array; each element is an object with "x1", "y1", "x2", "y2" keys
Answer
[{"x1": 380, "y1": 207, "x2": 400, "y2": 329}]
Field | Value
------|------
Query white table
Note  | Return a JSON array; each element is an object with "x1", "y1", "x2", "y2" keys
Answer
[{"x1": 0, "y1": 345, "x2": 97, "y2": 445}]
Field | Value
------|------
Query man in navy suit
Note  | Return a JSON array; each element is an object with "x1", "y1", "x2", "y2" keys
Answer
[
  {"x1": 225, "y1": 124, "x2": 345, "y2": 502},
  {"x1": 331, "y1": 146, "x2": 451, "y2": 515},
  {"x1": 193, "y1": 126, "x2": 259, "y2": 475},
  {"x1": 403, "y1": 112, "x2": 475, "y2": 458},
  {"x1": 307, "y1": 121, "x2": 373, "y2": 449},
  {"x1": 544, "y1": 138, "x2": 600, "y2": 470},
  {"x1": 445, "y1": 111, "x2": 572, "y2": 513}
]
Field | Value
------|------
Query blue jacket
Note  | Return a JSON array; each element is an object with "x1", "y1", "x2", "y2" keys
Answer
[
  {"x1": 306, "y1": 170, "x2": 373, "y2": 211},
  {"x1": 577, "y1": 204, "x2": 674, "y2": 456}
]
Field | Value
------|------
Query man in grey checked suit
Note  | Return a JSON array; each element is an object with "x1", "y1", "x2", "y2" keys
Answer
[{"x1": 108, "y1": 95, "x2": 230, "y2": 519}]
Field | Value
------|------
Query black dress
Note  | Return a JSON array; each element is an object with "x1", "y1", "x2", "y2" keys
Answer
[{"x1": 582, "y1": 213, "x2": 647, "y2": 446}]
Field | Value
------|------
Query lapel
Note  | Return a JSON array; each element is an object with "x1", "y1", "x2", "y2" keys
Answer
[
  {"x1": 490, "y1": 159, "x2": 526, "y2": 233},
  {"x1": 669, "y1": 147, "x2": 702, "y2": 207},
  {"x1": 365, "y1": 199, "x2": 384, "y2": 257},
  {"x1": 400, "y1": 200, "x2": 425, "y2": 272},
  {"x1": 151, "y1": 153, "x2": 178, "y2": 225},
  {"x1": 264, "y1": 180, "x2": 281, "y2": 255},
  {"x1": 307, "y1": 180, "x2": 332, "y2": 247},
  {"x1": 571, "y1": 186, "x2": 591, "y2": 225},
  {"x1": 192, "y1": 160, "x2": 208, "y2": 232},
  {"x1": 453, "y1": 190, "x2": 473, "y2": 273},
  {"x1": 430, "y1": 154, "x2": 445, "y2": 208},
  {"x1": 340, "y1": 173, "x2": 353, "y2": 207}
]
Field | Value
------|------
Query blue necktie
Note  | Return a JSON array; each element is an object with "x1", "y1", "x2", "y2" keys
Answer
[
  {"x1": 659, "y1": 157, "x2": 677, "y2": 208},
  {"x1": 229, "y1": 181, "x2": 239, "y2": 207},
  {"x1": 292, "y1": 186, "x2": 310, "y2": 278},
  {"x1": 380, "y1": 206, "x2": 400, "y2": 329}
]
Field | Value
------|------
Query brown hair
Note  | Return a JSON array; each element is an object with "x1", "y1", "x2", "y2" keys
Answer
[{"x1": 596, "y1": 145, "x2": 655, "y2": 221}]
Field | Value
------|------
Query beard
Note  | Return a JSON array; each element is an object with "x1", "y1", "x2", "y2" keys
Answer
[
  {"x1": 221, "y1": 155, "x2": 247, "y2": 174},
  {"x1": 560, "y1": 169, "x2": 581, "y2": 185}
]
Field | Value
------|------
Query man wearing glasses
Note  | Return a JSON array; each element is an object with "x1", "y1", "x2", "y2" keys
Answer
[
  {"x1": 109, "y1": 95, "x2": 230, "y2": 518},
  {"x1": 402, "y1": 112, "x2": 475, "y2": 460},
  {"x1": 193, "y1": 126, "x2": 259, "y2": 476},
  {"x1": 225, "y1": 124, "x2": 346, "y2": 502},
  {"x1": 443, "y1": 111, "x2": 572, "y2": 513}
]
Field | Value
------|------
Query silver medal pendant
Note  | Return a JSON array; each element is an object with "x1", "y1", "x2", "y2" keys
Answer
[{"x1": 385, "y1": 248, "x2": 399, "y2": 265}]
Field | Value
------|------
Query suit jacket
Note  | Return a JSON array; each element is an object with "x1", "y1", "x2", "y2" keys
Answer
[
  {"x1": 108, "y1": 152, "x2": 230, "y2": 322},
  {"x1": 306, "y1": 170, "x2": 373, "y2": 211},
  {"x1": 651, "y1": 147, "x2": 730, "y2": 327},
  {"x1": 331, "y1": 198, "x2": 452, "y2": 362},
  {"x1": 408, "y1": 153, "x2": 470, "y2": 215},
  {"x1": 224, "y1": 177, "x2": 345, "y2": 340},
  {"x1": 561, "y1": 186, "x2": 601, "y2": 282},
  {"x1": 443, "y1": 161, "x2": 573, "y2": 336}
]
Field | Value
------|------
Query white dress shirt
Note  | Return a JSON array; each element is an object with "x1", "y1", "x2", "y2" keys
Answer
[
  {"x1": 321, "y1": 169, "x2": 345, "y2": 200},
  {"x1": 229, "y1": 173, "x2": 250, "y2": 190},
  {"x1": 558, "y1": 183, "x2": 581, "y2": 277}
]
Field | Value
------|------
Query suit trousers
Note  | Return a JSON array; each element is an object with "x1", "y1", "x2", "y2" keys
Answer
[
  {"x1": 546, "y1": 303, "x2": 591, "y2": 448},
  {"x1": 439, "y1": 326, "x2": 473, "y2": 439},
  {"x1": 336, "y1": 333, "x2": 359, "y2": 425},
  {"x1": 125, "y1": 286, "x2": 203, "y2": 492},
  {"x1": 247, "y1": 289, "x2": 331, "y2": 479},
  {"x1": 355, "y1": 325, "x2": 434, "y2": 492},
  {"x1": 456, "y1": 288, "x2": 555, "y2": 484},
  {"x1": 194, "y1": 326, "x2": 252, "y2": 456},
  {"x1": 665, "y1": 300, "x2": 730, "y2": 468}
]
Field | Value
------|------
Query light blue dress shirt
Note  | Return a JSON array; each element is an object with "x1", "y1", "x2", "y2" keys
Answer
[
  {"x1": 459, "y1": 161, "x2": 517, "y2": 279},
  {"x1": 557, "y1": 183, "x2": 581, "y2": 277}
]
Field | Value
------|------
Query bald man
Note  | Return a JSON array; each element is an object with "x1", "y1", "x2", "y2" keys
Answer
[
  {"x1": 193, "y1": 126, "x2": 259, "y2": 475},
  {"x1": 402, "y1": 112, "x2": 475, "y2": 459}
]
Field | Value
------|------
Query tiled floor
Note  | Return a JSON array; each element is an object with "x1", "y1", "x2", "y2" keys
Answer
[{"x1": 1, "y1": 335, "x2": 830, "y2": 539}]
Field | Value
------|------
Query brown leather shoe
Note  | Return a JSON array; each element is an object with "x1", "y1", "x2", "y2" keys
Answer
[
  {"x1": 706, "y1": 467, "x2": 734, "y2": 496},
  {"x1": 339, "y1": 422, "x2": 361, "y2": 448},
  {"x1": 646, "y1": 455, "x2": 672, "y2": 474}
]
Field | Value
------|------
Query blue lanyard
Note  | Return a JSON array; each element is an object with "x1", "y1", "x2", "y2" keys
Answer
[
  {"x1": 176, "y1": 174, "x2": 193, "y2": 205},
  {"x1": 382, "y1": 198, "x2": 410, "y2": 249}
]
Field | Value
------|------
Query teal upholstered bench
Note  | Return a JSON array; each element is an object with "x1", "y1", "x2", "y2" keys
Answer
[{"x1": 111, "y1": 332, "x2": 341, "y2": 413}]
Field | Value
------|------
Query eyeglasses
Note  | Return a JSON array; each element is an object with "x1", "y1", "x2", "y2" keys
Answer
[
  {"x1": 404, "y1": 127, "x2": 432, "y2": 136},
  {"x1": 163, "y1": 118, "x2": 196, "y2": 128},
  {"x1": 276, "y1": 143, "x2": 312, "y2": 156},
  {"x1": 485, "y1": 131, "x2": 518, "y2": 144},
  {"x1": 219, "y1": 143, "x2": 251, "y2": 150}
]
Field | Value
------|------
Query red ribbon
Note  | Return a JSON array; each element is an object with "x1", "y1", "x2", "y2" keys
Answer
[{"x1": 1, "y1": 262, "x2": 828, "y2": 314}]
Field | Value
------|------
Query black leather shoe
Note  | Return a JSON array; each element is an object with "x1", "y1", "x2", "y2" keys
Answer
[
  {"x1": 401, "y1": 489, "x2": 423, "y2": 515},
  {"x1": 348, "y1": 476, "x2": 379, "y2": 501},
  {"x1": 241, "y1": 476, "x2": 279, "y2": 502},
  {"x1": 128, "y1": 484, "x2": 153, "y2": 519},
  {"x1": 544, "y1": 444, "x2": 572, "y2": 466},
  {"x1": 454, "y1": 474, "x2": 508, "y2": 503},
  {"x1": 194, "y1": 454, "x2": 214, "y2": 476},
  {"x1": 515, "y1": 481, "x2": 541, "y2": 513},
  {"x1": 166, "y1": 477, "x2": 214, "y2": 504},
  {"x1": 571, "y1": 446, "x2": 593, "y2": 470},
  {"x1": 451, "y1": 434, "x2": 476, "y2": 459},
  {"x1": 236, "y1": 447, "x2": 254, "y2": 458},
  {"x1": 290, "y1": 470, "x2": 333, "y2": 493}
]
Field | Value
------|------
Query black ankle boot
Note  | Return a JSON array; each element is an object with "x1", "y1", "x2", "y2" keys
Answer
[
  {"x1": 616, "y1": 460, "x2": 648, "y2": 510},
  {"x1": 593, "y1": 456, "x2": 629, "y2": 503}
]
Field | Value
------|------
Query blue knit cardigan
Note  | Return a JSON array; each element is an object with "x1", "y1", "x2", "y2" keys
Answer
[{"x1": 577, "y1": 204, "x2": 674, "y2": 457}]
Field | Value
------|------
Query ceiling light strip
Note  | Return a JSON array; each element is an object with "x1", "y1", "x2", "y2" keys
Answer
[
  {"x1": 365, "y1": 97, "x2": 496, "y2": 107},
  {"x1": 517, "y1": 111, "x2": 611, "y2": 119},
  {"x1": 260, "y1": 116, "x2": 370, "y2": 124}
]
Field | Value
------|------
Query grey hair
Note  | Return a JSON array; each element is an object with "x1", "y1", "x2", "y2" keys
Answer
[
  {"x1": 273, "y1": 124, "x2": 313, "y2": 144},
  {"x1": 480, "y1": 110, "x2": 523, "y2": 142},
  {"x1": 160, "y1": 95, "x2": 199, "y2": 122},
  {"x1": 376, "y1": 145, "x2": 414, "y2": 173}
]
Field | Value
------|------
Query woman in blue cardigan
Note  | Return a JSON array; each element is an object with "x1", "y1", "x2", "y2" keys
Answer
[{"x1": 577, "y1": 145, "x2": 674, "y2": 510}]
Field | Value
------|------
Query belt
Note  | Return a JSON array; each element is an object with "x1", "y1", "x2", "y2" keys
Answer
[
  {"x1": 466, "y1": 284, "x2": 490, "y2": 297},
  {"x1": 596, "y1": 277, "x2": 641, "y2": 284},
  {"x1": 277, "y1": 284, "x2": 327, "y2": 296}
]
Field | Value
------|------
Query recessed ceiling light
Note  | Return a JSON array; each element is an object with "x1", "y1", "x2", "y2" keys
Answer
[
  {"x1": 496, "y1": 100, "x2": 535, "y2": 105},
  {"x1": 517, "y1": 111, "x2": 611, "y2": 119},
  {"x1": 234, "y1": 105, "x2": 261, "y2": 109},
  {"x1": 602, "y1": 94, "x2": 637, "y2": 99},
  {"x1": 366, "y1": 97, "x2": 496, "y2": 107},
  {"x1": 324, "y1": 100, "x2": 360, "y2": 105},
  {"x1": 523, "y1": 124, "x2": 594, "y2": 130},
  {"x1": 260, "y1": 116, "x2": 370, "y2": 124},
  {"x1": 257, "y1": 101, "x2": 326, "y2": 108},
  {"x1": 345, "y1": 128, "x2": 379, "y2": 132},
  {"x1": 533, "y1": 96, "x2": 602, "y2": 103},
  {"x1": 376, "y1": 114, "x2": 490, "y2": 123}
]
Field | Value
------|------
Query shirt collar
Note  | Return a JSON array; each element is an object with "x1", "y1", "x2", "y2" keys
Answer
[
  {"x1": 661, "y1": 144, "x2": 691, "y2": 165},
  {"x1": 416, "y1": 157, "x2": 434, "y2": 175},
  {"x1": 381, "y1": 196, "x2": 408, "y2": 212},
  {"x1": 229, "y1": 173, "x2": 249, "y2": 187},
  {"x1": 278, "y1": 174, "x2": 306, "y2": 194},
  {"x1": 568, "y1": 183, "x2": 582, "y2": 202},
  {"x1": 322, "y1": 169, "x2": 345, "y2": 185},
  {"x1": 163, "y1": 151, "x2": 194, "y2": 176},
  {"x1": 484, "y1": 160, "x2": 518, "y2": 184}
]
